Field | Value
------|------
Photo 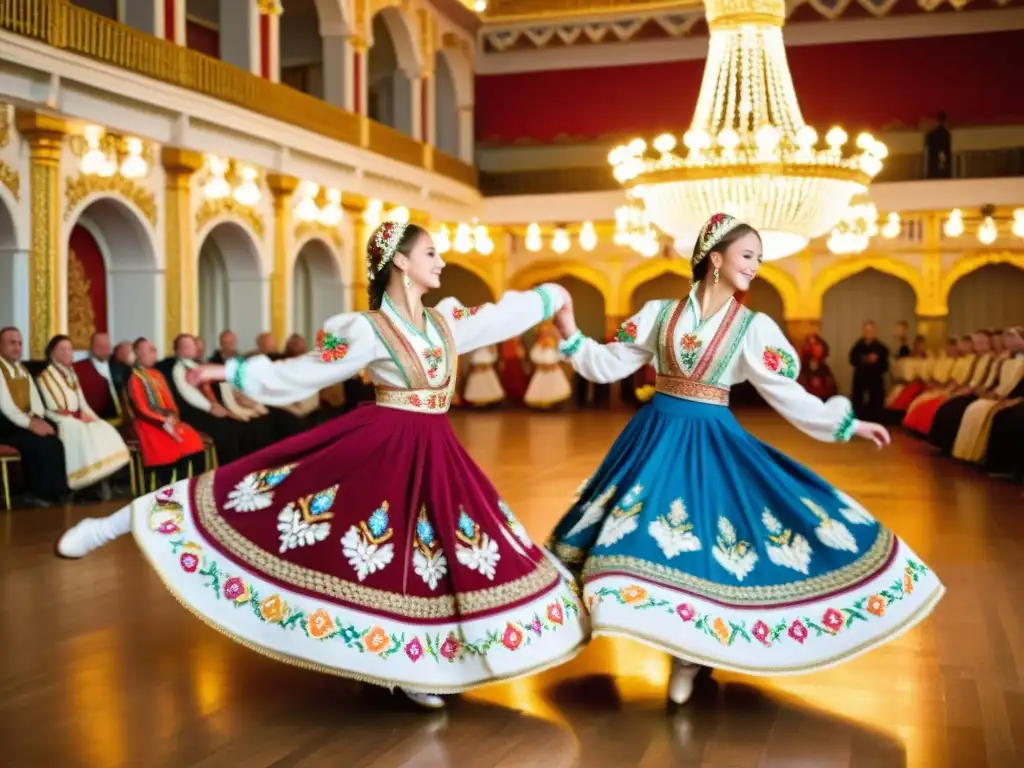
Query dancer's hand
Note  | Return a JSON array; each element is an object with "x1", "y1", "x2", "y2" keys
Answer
[
  {"x1": 853, "y1": 421, "x2": 890, "y2": 448},
  {"x1": 186, "y1": 364, "x2": 225, "y2": 386},
  {"x1": 553, "y1": 303, "x2": 578, "y2": 339}
]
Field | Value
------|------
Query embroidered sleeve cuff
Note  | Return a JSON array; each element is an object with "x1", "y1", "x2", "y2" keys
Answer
[
  {"x1": 533, "y1": 284, "x2": 563, "y2": 321},
  {"x1": 834, "y1": 407, "x2": 857, "y2": 443},
  {"x1": 226, "y1": 357, "x2": 246, "y2": 393},
  {"x1": 558, "y1": 330, "x2": 585, "y2": 357}
]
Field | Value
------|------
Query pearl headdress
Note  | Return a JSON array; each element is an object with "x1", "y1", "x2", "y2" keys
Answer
[
  {"x1": 692, "y1": 213, "x2": 745, "y2": 268},
  {"x1": 367, "y1": 221, "x2": 408, "y2": 280}
]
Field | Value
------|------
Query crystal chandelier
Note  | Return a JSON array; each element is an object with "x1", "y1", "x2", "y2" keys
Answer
[{"x1": 608, "y1": 0, "x2": 887, "y2": 261}]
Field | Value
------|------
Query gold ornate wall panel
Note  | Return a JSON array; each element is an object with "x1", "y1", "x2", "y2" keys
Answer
[
  {"x1": 162, "y1": 147, "x2": 204, "y2": 350},
  {"x1": 267, "y1": 173, "x2": 299, "y2": 347}
]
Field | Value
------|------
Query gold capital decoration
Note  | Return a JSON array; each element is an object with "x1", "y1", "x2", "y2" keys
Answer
[
  {"x1": 267, "y1": 173, "x2": 299, "y2": 345},
  {"x1": 0, "y1": 102, "x2": 20, "y2": 200},
  {"x1": 342, "y1": 192, "x2": 370, "y2": 311},
  {"x1": 161, "y1": 147, "x2": 204, "y2": 351},
  {"x1": 16, "y1": 110, "x2": 67, "y2": 358}
]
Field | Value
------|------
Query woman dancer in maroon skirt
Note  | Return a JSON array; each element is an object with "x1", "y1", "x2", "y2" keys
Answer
[{"x1": 56, "y1": 222, "x2": 588, "y2": 709}]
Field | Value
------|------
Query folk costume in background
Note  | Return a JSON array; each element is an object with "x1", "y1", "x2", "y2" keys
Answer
[
  {"x1": 902, "y1": 346, "x2": 977, "y2": 433},
  {"x1": 798, "y1": 334, "x2": 838, "y2": 402},
  {"x1": 549, "y1": 214, "x2": 942, "y2": 687},
  {"x1": 525, "y1": 323, "x2": 572, "y2": 409},
  {"x1": 37, "y1": 362, "x2": 130, "y2": 490},
  {"x1": 73, "y1": 356, "x2": 123, "y2": 423},
  {"x1": 888, "y1": 350, "x2": 950, "y2": 414},
  {"x1": 0, "y1": 358, "x2": 69, "y2": 503},
  {"x1": 905, "y1": 337, "x2": 989, "y2": 435},
  {"x1": 57, "y1": 221, "x2": 586, "y2": 700},
  {"x1": 953, "y1": 349, "x2": 1024, "y2": 462},
  {"x1": 463, "y1": 345, "x2": 505, "y2": 407},
  {"x1": 499, "y1": 337, "x2": 528, "y2": 404},
  {"x1": 928, "y1": 340, "x2": 1005, "y2": 454},
  {"x1": 126, "y1": 366, "x2": 206, "y2": 488}
]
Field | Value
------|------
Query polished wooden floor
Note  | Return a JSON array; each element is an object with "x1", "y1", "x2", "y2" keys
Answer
[{"x1": 2, "y1": 408, "x2": 1023, "y2": 767}]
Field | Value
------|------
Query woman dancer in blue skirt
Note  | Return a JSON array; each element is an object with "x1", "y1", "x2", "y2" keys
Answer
[{"x1": 548, "y1": 213, "x2": 944, "y2": 705}]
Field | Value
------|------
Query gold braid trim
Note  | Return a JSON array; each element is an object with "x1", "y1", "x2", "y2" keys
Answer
[
  {"x1": 194, "y1": 472, "x2": 560, "y2": 620},
  {"x1": 583, "y1": 528, "x2": 896, "y2": 606}
]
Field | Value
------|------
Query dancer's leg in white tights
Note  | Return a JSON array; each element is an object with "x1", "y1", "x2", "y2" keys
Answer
[{"x1": 56, "y1": 506, "x2": 132, "y2": 558}]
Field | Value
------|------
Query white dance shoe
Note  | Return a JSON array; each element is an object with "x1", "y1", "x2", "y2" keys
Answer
[
  {"x1": 401, "y1": 689, "x2": 446, "y2": 710},
  {"x1": 667, "y1": 659, "x2": 699, "y2": 705},
  {"x1": 56, "y1": 517, "x2": 122, "y2": 558}
]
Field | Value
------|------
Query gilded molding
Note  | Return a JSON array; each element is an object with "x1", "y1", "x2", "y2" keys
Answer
[
  {"x1": 294, "y1": 220, "x2": 343, "y2": 250},
  {"x1": 64, "y1": 173, "x2": 158, "y2": 227},
  {"x1": 162, "y1": 147, "x2": 204, "y2": 350},
  {"x1": 0, "y1": 161, "x2": 19, "y2": 200},
  {"x1": 196, "y1": 198, "x2": 266, "y2": 240},
  {"x1": 17, "y1": 109, "x2": 67, "y2": 358}
]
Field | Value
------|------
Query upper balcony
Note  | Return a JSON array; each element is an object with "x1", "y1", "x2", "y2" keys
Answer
[{"x1": 0, "y1": 0, "x2": 480, "y2": 217}]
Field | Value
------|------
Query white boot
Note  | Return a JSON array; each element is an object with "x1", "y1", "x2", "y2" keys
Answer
[
  {"x1": 57, "y1": 507, "x2": 131, "y2": 558},
  {"x1": 667, "y1": 659, "x2": 699, "y2": 705},
  {"x1": 401, "y1": 688, "x2": 445, "y2": 710}
]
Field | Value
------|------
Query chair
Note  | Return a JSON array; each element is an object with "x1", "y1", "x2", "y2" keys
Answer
[{"x1": 0, "y1": 445, "x2": 19, "y2": 511}]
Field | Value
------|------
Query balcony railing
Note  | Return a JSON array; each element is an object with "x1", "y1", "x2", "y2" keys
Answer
[
  {"x1": 0, "y1": 0, "x2": 477, "y2": 188},
  {"x1": 479, "y1": 148, "x2": 1024, "y2": 196}
]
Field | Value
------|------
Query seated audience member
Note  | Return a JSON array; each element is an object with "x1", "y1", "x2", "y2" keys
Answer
[
  {"x1": 166, "y1": 334, "x2": 243, "y2": 464},
  {"x1": 73, "y1": 332, "x2": 123, "y2": 423},
  {"x1": 126, "y1": 337, "x2": 206, "y2": 488},
  {"x1": 0, "y1": 327, "x2": 70, "y2": 506},
  {"x1": 110, "y1": 341, "x2": 135, "y2": 392},
  {"x1": 953, "y1": 328, "x2": 1024, "y2": 462},
  {"x1": 903, "y1": 335, "x2": 977, "y2": 433},
  {"x1": 195, "y1": 337, "x2": 207, "y2": 362},
  {"x1": 928, "y1": 330, "x2": 1004, "y2": 453},
  {"x1": 37, "y1": 335, "x2": 131, "y2": 496},
  {"x1": 208, "y1": 330, "x2": 238, "y2": 365}
]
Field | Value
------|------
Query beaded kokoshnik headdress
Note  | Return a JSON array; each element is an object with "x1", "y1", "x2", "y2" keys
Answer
[
  {"x1": 692, "y1": 212, "x2": 747, "y2": 268},
  {"x1": 366, "y1": 221, "x2": 409, "y2": 281}
]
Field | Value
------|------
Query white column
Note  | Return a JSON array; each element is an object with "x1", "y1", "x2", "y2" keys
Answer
[
  {"x1": 421, "y1": 71, "x2": 435, "y2": 146},
  {"x1": 458, "y1": 104, "x2": 474, "y2": 163},
  {"x1": 322, "y1": 34, "x2": 355, "y2": 111},
  {"x1": 219, "y1": 1, "x2": 260, "y2": 75},
  {"x1": 120, "y1": 0, "x2": 163, "y2": 37},
  {"x1": 0, "y1": 249, "x2": 30, "y2": 340},
  {"x1": 264, "y1": 11, "x2": 281, "y2": 82},
  {"x1": 408, "y1": 70, "x2": 423, "y2": 141}
]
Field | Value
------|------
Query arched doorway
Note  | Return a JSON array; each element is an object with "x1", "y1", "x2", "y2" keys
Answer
[
  {"x1": 434, "y1": 51, "x2": 459, "y2": 157},
  {"x1": 66, "y1": 197, "x2": 160, "y2": 351},
  {"x1": 279, "y1": 0, "x2": 325, "y2": 98},
  {"x1": 424, "y1": 264, "x2": 494, "y2": 309},
  {"x1": 821, "y1": 269, "x2": 917, "y2": 396},
  {"x1": 368, "y1": 10, "x2": 415, "y2": 135},
  {"x1": 0, "y1": 191, "x2": 24, "y2": 333},
  {"x1": 742, "y1": 280, "x2": 785, "y2": 326},
  {"x1": 197, "y1": 222, "x2": 266, "y2": 353},
  {"x1": 291, "y1": 238, "x2": 345, "y2": 343},
  {"x1": 630, "y1": 273, "x2": 688, "y2": 313},
  {"x1": 946, "y1": 263, "x2": 1024, "y2": 336}
]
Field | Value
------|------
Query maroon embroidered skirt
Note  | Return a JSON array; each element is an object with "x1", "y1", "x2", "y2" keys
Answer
[{"x1": 130, "y1": 403, "x2": 588, "y2": 693}]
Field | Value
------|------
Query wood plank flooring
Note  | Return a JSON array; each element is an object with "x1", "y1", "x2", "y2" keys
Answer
[{"x1": 2, "y1": 408, "x2": 1022, "y2": 767}]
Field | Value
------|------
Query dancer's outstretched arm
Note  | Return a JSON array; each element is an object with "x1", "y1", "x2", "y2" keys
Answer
[
  {"x1": 741, "y1": 314, "x2": 889, "y2": 447},
  {"x1": 189, "y1": 312, "x2": 383, "y2": 406},
  {"x1": 434, "y1": 284, "x2": 568, "y2": 354},
  {"x1": 555, "y1": 300, "x2": 663, "y2": 384}
]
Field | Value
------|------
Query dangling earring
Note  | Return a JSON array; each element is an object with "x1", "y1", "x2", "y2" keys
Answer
[
  {"x1": 713, "y1": 267, "x2": 720, "y2": 285},
  {"x1": 403, "y1": 272, "x2": 412, "y2": 289}
]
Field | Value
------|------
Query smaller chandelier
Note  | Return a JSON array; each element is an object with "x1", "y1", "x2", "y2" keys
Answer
[
  {"x1": 827, "y1": 199, "x2": 878, "y2": 255},
  {"x1": 614, "y1": 203, "x2": 659, "y2": 258}
]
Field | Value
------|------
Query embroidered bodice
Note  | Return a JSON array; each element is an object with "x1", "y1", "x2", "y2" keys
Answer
[
  {"x1": 227, "y1": 285, "x2": 564, "y2": 414},
  {"x1": 560, "y1": 285, "x2": 857, "y2": 443},
  {"x1": 39, "y1": 363, "x2": 92, "y2": 416}
]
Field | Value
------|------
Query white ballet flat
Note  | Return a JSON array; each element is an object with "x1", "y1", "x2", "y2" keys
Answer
[
  {"x1": 56, "y1": 518, "x2": 105, "y2": 559},
  {"x1": 667, "y1": 659, "x2": 699, "y2": 705},
  {"x1": 401, "y1": 689, "x2": 445, "y2": 710}
]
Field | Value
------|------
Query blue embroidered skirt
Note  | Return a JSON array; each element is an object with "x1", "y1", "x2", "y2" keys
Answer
[{"x1": 548, "y1": 394, "x2": 944, "y2": 675}]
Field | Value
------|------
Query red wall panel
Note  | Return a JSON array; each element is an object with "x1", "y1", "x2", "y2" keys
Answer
[
  {"x1": 475, "y1": 30, "x2": 1024, "y2": 143},
  {"x1": 68, "y1": 225, "x2": 108, "y2": 335},
  {"x1": 186, "y1": 20, "x2": 219, "y2": 58}
]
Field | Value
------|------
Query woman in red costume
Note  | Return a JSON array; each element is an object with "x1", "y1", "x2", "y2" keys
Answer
[
  {"x1": 797, "y1": 333, "x2": 838, "y2": 401},
  {"x1": 499, "y1": 337, "x2": 529, "y2": 405}
]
